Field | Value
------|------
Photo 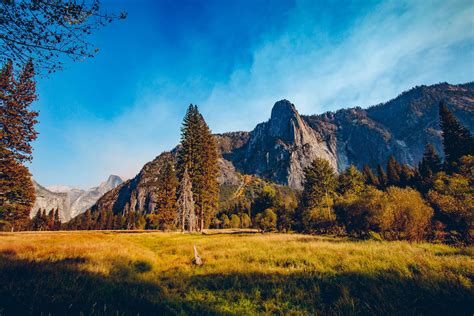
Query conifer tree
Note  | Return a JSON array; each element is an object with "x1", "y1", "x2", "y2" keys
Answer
[
  {"x1": 439, "y1": 102, "x2": 474, "y2": 167},
  {"x1": 363, "y1": 164, "x2": 379, "y2": 187},
  {"x1": 399, "y1": 164, "x2": 415, "y2": 188},
  {"x1": 176, "y1": 168, "x2": 195, "y2": 232},
  {"x1": 177, "y1": 104, "x2": 218, "y2": 232},
  {"x1": 53, "y1": 209, "x2": 61, "y2": 230},
  {"x1": 82, "y1": 210, "x2": 92, "y2": 230},
  {"x1": 297, "y1": 157, "x2": 338, "y2": 232},
  {"x1": 377, "y1": 164, "x2": 388, "y2": 189},
  {"x1": 0, "y1": 60, "x2": 38, "y2": 230},
  {"x1": 338, "y1": 165, "x2": 365, "y2": 195},
  {"x1": 155, "y1": 160, "x2": 178, "y2": 230},
  {"x1": 47, "y1": 209, "x2": 55, "y2": 230},
  {"x1": 416, "y1": 143, "x2": 442, "y2": 192},
  {"x1": 40, "y1": 209, "x2": 48, "y2": 231},
  {"x1": 387, "y1": 155, "x2": 402, "y2": 186}
]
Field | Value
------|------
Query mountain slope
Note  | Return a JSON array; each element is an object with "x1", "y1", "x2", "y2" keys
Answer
[{"x1": 32, "y1": 175, "x2": 123, "y2": 221}]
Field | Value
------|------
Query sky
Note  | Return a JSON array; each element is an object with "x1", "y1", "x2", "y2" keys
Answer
[{"x1": 29, "y1": 0, "x2": 474, "y2": 188}]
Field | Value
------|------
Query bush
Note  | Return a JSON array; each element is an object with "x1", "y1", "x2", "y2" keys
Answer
[
  {"x1": 230, "y1": 214, "x2": 241, "y2": 228},
  {"x1": 301, "y1": 198, "x2": 337, "y2": 234},
  {"x1": 385, "y1": 187, "x2": 433, "y2": 241},
  {"x1": 428, "y1": 158, "x2": 473, "y2": 243},
  {"x1": 220, "y1": 214, "x2": 230, "y2": 228},
  {"x1": 335, "y1": 187, "x2": 433, "y2": 241},
  {"x1": 241, "y1": 213, "x2": 251, "y2": 228},
  {"x1": 255, "y1": 208, "x2": 277, "y2": 232}
]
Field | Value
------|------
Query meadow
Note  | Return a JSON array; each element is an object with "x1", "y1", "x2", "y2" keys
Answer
[{"x1": 0, "y1": 231, "x2": 472, "y2": 315}]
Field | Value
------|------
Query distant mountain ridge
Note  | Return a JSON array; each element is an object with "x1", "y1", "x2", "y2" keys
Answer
[
  {"x1": 32, "y1": 175, "x2": 123, "y2": 222},
  {"x1": 90, "y1": 82, "x2": 473, "y2": 217}
]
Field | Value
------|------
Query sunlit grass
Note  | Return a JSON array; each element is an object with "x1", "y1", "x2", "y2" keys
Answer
[{"x1": 0, "y1": 231, "x2": 472, "y2": 315}]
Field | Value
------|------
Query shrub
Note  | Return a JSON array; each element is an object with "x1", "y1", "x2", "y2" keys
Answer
[
  {"x1": 428, "y1": 158, "x2": 473, "y2": 243},
  {"x1": 241, "y1": 213, "x2": 251, "y2": 228},
  {"x1": 230, "y1": 214, "x2": 241, "y2": 228},
  {"x1": 255, "y1": 208, "x2": 277, "y2": 232},
  {"x1": 335, "y1": 187, "x2": 433, "y2": 241},
  {"x1": 385, "y1": 187, "x2": 433, "y2": 241},
  {"x1": 220, "y1": 214, "x2": 230, "y2": 228}
]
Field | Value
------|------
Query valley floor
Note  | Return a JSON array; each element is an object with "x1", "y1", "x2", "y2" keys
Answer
[{"x1": 0, "y1": 231, "x2": 472, "y2": 315}]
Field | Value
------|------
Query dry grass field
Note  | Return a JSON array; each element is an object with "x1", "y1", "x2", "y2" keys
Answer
[{"x1": 0, "y1": 231, "x2": 472, "y2": 315}]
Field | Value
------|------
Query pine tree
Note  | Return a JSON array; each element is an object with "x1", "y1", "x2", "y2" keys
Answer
[
  {"x1": 0, "y1": 61, "x2": 38, "y2": 230},
  {"x1": 82, "y1": 210, "x2": 92, "y2": 230},
  {"x1": 155, "y1": 160, "x2": 178, "y2": 230},
  {"x1": 176, "y1": 168, "x2": 195, "y2": 232},
  {"x1": 338, "y1": 165, "x2": 365, "y2": 195},
  {"x1": 439, "y1": 102, "x2": 474, "y2": 167},
  {"x1": 297, "y1": 157, "x2": 338, "y2": 232},
  {"x1": 386, "y1": 155, "x2": 402, "y2": 186},
  {"x1": 416, "y1": 143, "x2": 442, "y2": 192},
  {"x1": 53, "y1": 209, "x2": 61, "y2": 230},
  {"x1": 177, "y1": 104, "x2": 218, "y2": 232},
  {"x1": 47, "y1": 209, "x2": 55, "y2": 230},
  {"x1": 363, "y1": 164, "x2": 379, "y2": 187},
  {"x1": 399, "y1": 164, "x2": 415, "y2": 188},
  {"x1": 106, "y1": 210, "x2": 114, "y2": 230},
  {"x1": 40, "y1": 209, "x2": 48, "y2": 231},
  {"x1": 31, "y1": 209, "x2": 42, "y2": 230},
  {"x1": 377, "y1": 164, "x2": 388, "y2": 189}
]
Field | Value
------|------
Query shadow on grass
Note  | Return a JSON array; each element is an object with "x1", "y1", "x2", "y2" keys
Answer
[{"x1": 0, "y1": 252, "x2": 472, "y2": 315}]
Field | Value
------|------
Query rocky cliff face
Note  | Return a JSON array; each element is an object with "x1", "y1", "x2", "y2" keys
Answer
[
  {"x1": 90, "y1": 82, "x2": 473, "y2": 216},
  {"x1": 32, "y1": 175, "x2": 123, "y2": 221},
  {"x1": 225, "y1": 100, "x2": 337, "y2": 189}
]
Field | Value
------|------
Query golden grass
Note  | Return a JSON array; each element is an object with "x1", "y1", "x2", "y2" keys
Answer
[{"x1": 0, "y1": 231, "x2": 472, "y2": 315}]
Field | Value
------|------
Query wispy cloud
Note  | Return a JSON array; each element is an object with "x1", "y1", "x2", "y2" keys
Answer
[
  {"x1": 31, "y1": 0, "x2": 474, "y2": 188},
  {"x1": 203, "y1": 0, "x2": 474, "y2": 132}
]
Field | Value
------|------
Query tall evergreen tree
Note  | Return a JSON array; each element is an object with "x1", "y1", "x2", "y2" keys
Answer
[
  {"x1": 363, "y1": 164, "x2": 379, "y2": 187},
  {"x1": 297, "y1": 157, "x2": 338, "y2": 232},
  {"x1": 377, "y1": 164, "x2": 388, "y2": 189},
  {"x1": 386, "y1": 155, "x2": 402, "y2": 186},
  {"x1": 53, "y1": 209, "x2": 61, "y2": 231},
  {"x1": 176, "y1": 168, "x2": 195, "y2": 232},
  {"x1": 155, "y1": 160, "x2": 178, "y2": 230},
  {"x1": 338, "y1": 165, "x2": 365, "y2": 195},
  {"x1": 416, "y1": 143, "x2": 442, "y2": 192},
  {"x1": 177, "y1": 104, "x2": 219, "y2": 232},
  {"x1": 399, "y1": 164, "x2": 415, "y2": 188},
  {"x1": 0, "y1": 60, "x2": 38, "y2": 230},
  {"x1": 439, "y1": 102, "x2": 474, "y2": 167},
  {"x1": 419, "y1": 144, "x2": 442, "y2": 176}
]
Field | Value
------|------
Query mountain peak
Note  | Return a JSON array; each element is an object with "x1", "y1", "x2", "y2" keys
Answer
[{"x1": 270, "y1": 99, "x2": 298, "y2": 120}]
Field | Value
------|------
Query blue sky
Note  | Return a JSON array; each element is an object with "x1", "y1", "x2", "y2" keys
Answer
[{"x1": 30, "y1": 0, "x2": 474, "y2": 188}]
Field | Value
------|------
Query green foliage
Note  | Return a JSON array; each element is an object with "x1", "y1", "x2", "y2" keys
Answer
[
  {"x1": 363, "y1": 164, "x2": 379, "y2": 187},
  {"x1": 154, "y1": 161, "x2": 178, "y2": 230},
  {"x1": 177, "y1": 104, "x2": 219, "y2": 231},
  {"x1": 241, "y1": 213, "x2": 252, "y2": 228},
  {"x1": 230, "y1": 214, "x2": 241, "y2": 228},
  {"x1": 428, "y1": 156, "x2": 474, "y2": 243},
  {"x1": 297, "y1": 158, "x2": 338, "y2": 232},
  {"x1": 335, "y1": 187, "x2": 433, "y2": 241},
  {"x1": 376, "y1": 164, "x2": 388, "y2": 189},
  {"x1": 255, "y1": 208, "x2": 277, "y2": 232},
  {"x1": 386, "y1": 156, "x2": 402, "y2": 187},
  {"x1": 338, "y1": 165, "x2": 366, "y2": 195},
  {"x1": 384, "y1": 187, "x2": 434, "y2": 241},
  {"x1": 439, "y1": 102, "x2": 474, "y2": 168}
]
